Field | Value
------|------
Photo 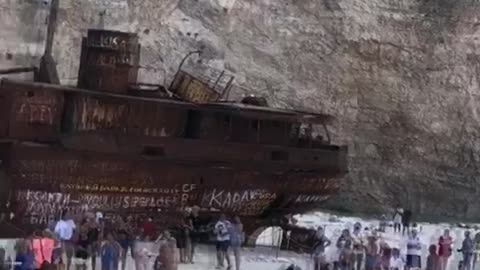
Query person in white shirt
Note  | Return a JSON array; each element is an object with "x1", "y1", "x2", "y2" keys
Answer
[
  {"x1": 390, "y1": 248, "x2": 405, "y2": 270},
  {"x1": 54, "y1": 209, "x2": 76, "y2": 270},
  {"x1": 351, "y1": 223, "x2": 365, "y2": 270},
  {"x1": 406, "y1": 229, "x2": 422, "y2": 270},
  {"x1": 393, "y1": 209, "x2": 403, "y2": 234},
  {"x1": 214, "y1": 214, "x2": 232, "y2": 269}
]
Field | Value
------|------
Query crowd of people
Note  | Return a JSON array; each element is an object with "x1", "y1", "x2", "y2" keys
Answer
[
  {"x1": 309, "y1": 210, "x2": 480, "y2": 270},
  {"x1": 6, "y1": 207, "x2": 245, "y2": 270},
  {"x1": 7, "y1": 206, "x2": 480, "y2": 270}
]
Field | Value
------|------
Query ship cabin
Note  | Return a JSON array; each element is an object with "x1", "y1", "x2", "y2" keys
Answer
[{"x1": 0, "y1": 79, "x2": 347, "y2": 176}]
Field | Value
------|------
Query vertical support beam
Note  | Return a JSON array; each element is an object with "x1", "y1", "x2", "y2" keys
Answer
[
  {"x1": 256, "y1": 120, "x2": 261, "y2": 143},
  {"x1": 38, "y1": 0, "x2": 60, "y2": 84},
  {"x1": 308, "y1": 123, "x2": 313, "y2": 148},
  {"x1": 44, "y1": 0, "x2": 59, "y2": 56},
  {"x1": 227, "y1": 116, "x2": 232, "y2": 141}
]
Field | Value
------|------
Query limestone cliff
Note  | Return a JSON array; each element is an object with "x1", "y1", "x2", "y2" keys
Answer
[{"x1": 1, "y1": 0, "x2": 480, "y2": 221}]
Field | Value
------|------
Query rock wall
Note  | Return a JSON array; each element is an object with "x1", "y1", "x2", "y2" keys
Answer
[{"x1": 2, "y1": 0, "x2": 480, "y2": 221}]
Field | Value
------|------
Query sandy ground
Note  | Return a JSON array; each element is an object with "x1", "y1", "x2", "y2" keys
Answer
[{"x1": 73, "y1": 245, "x2": 309, "y2": 270}]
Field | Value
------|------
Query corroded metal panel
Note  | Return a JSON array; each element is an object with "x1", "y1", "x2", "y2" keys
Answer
[
  {"x1": 69, "y1": 94, "x2": 187, "y2": 137},
  {"x1": 0, "y1": 81, "x2": 64, "y2": 141},
  {"x1": 78, "y1": 29, "x2": 139, "y2": 93},
  {"x1": 0, "y1": 95, "x2": 9, "y2": 137},
  {"x1": 8, "y1": 147, "x2": 200, "y2": 226},
  {"x1": 5, "y1": 145, "x2": 340, "y2": 228},
  {"x1": 87, "y1": 29, "x2": 139, "y2": 52},
  {"x1": 71, "y1": 95, "x2": 128, "y2": 131},
  {"x1": 60, "y1": 135, "x2": 347, "y2": 174},
  {"x1": 183, "y1": 112, "x2": 291, "y2": 145},
  {"x1": 170, "y1": 71, "x2": 220, "y2": 103}
]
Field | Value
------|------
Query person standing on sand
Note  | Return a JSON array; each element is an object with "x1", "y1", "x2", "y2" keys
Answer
[
  {"x1": 379, "y1": 215, "x2": 388, "y2": 233},
  {"x1": 186, "y1": 206, "x2": 200, "y2": 264},
  {"x1": 229, "y1": 216, "x2": 244, "y2": 270},
  {"x1": 31, "y1": 229, "x2": 55, "y2": 270},
  {"x1": 406, "y1": 229, "x2": 422, "y2": 270},
  {"x1": 54, "y1": 209, "x2": 76, "y2": 270},
  {"x1": 389, "y1": 248, "x2": 405, "y2": 270},
  {"x1": 133, "y1": 234, "x2": 149, "y2": 270},
  {"x1": 438, "y1": 229, "x2": 453, "y2": 270},
  {"x1": 181, "y1": 211, "x2": 194, "y2": 264},
  {"x1": 14, "y1": 238, "x2": 35, "y2": 270},
  {"x1": 426, "y1": 244, "x2": 440, "y2": 270},
  {"x1": 339, "y1": 241, "x2": 353, "y2": 270},
  {"x1": 117, "y1": 217, "x2": 133, "y2": 270},
  {"x1": 86, "y1": 216, "x2": 101, "y2": 270},
  {"x1": 393, "y1": 209, "x2": 402, "y2": 234},
  {"x1": 0, "y1": 248, "x2": 7, "y2": 270},
  {"x1": 175, "y1": 219, "x2": 188, "y2": 263},
  {"x1": 312, "y1": 226, "x2": 331, "y2": 270},
  {"x1": 351, "y1": 223, "x2": 365, "y2": 270},
  {"x1": 472, "y1": 233, "x2": 480, "y2": 270},
  {"x1": 101, "y1": 232, "x2": 121, "y2": 270},
  {"x1": 365, "y1": 234, "x2": 379, "y2": 270},
  {"x1": 214, "y1": 214, "x2": 232, "y2": 270},
  {"x1": 459, "y1": 231, "x2": 474, "y2": 270},
  {"x1": 379, "y1": 240, "x2": 392, "y2": 270},
  {"x1": 335, "y1": 229, "x2": 352, "y2": 270},
  {"x1": 402, "y1": 209, "x2": 412, "y2": 236},
  {"x1": 154, "y1": 233, "x2": 178, "y2": 270},
  {"x1": 140, "y1": 217, "x2": 155, "y2": 240},
  {"x1": 75, "y1": 219, "x2": 91, "y2": 270}
]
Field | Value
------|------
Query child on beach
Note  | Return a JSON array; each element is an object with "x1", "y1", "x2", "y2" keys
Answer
[
  {"x1": 426, "y1": 244, "x2": 440, "y2": 270},
  {"x1": 101, "y1": 232, "x2": 121, "y2": 270},
  {"x1": 154, "y1": 237, "x2": 178, "y2": 270},
  {"x1": 389, "y1": 248, "x2": 405, "y2": 270}
]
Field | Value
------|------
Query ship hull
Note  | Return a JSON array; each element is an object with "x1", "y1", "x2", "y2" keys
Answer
[
  {"x1": 0, "y1": 143, "x2": 339, "y2": 237},
  {"x1": 0, "y1": 79, "x2": 346, "y2": 241}
]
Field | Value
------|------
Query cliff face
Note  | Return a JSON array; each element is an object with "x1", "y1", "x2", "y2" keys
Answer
[{"x1": 2, "y1": 0, "x2": 480, "y2": 221}]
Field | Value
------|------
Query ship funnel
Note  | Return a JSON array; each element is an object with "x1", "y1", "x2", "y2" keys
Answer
[{"x1": 77, "y1": 29, "x2": 140, "y2": 94}]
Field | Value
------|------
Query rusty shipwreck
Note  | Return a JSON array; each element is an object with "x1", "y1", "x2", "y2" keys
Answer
[{"x1": 0, "y1": 29, "x2": 347, "y2": 245}]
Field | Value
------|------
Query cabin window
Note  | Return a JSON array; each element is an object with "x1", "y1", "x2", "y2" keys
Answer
[
  {"x1": 272, "y1": 121, "x2": 282, "y2": 127},
  {"x1": 251, "y1": 120, "x2": 259, "y2": 130},
  {"x1": 142, "y1": 146, "x2": 165, "y2": 157},
  {"x1": 271, "y1": 151, "x2": 289, "y2": 161}
]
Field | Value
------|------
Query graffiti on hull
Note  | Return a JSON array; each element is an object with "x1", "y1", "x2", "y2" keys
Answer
[
  {"x1": 15, "y1": 184, "x2": 197, "y2": 225},
  {"x1": 201, "y1": 189, "x2": 277, "y2": 216}
]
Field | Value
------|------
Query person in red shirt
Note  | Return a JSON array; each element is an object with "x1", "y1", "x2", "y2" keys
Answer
[
  {"x1": 438, "y1": 229, "x2": 453, "y2": 270},
  {"x1": 141, "y1": 217, "x2": 155, "y2": 239},
  {"x1": 32, "y1": 229, "x2": 55, "y2": 270}
]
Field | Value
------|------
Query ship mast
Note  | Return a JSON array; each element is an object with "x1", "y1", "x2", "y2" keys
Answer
[{"x1": 38, "y1": 0, "x2": 60, "y2": 84}]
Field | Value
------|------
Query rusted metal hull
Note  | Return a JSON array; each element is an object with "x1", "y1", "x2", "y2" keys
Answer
[
  {"x1": 0, "y1": 78, "x2": 347, "y2": 243},
  {"x1": 2, "y1": 143, "x2": 339, "y2": 234},
  {"x1": 170, "y1": 71, "x2": 221, "y2": 103},
  {"x1": 0, "y1": 81, "x2": 64, "y2": 142},
  {"x1": 0, "y1": 80, "x2": 347, "y2": 174},
  {"x1": 66, "y1": 94, "x2": 187, "y2": 138},
  {"x1": 77, "y1": 30, "x2": 140, "y2": 93}
]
